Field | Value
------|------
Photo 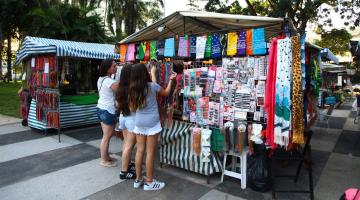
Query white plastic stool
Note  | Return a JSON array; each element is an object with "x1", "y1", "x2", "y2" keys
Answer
[{"x1": 221, "y1": 149, "x2": 247, "y2": 189}]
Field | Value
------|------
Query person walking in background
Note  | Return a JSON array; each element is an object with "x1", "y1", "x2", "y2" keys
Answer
[
  {"x1": 116, "y1": 64, "x2": 136, "y2": 179},
  {"x1": 129, "y1": 63, "x2": 176, "y2": 191},
  {"x1": 97, "y1": 58, "x2": 119, "y2": 167}
]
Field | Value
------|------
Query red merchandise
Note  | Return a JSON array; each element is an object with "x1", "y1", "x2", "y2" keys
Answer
[
  {"x1": 36, "y1": 57, "x2": 44, "y2": 71},
  {"x1": 48, "y1": 55, "x2": 56, "y2": 71},
  {"x1": 49, "y1": 72, "x2": 57, "y2": 88},
  {"x1": 264, "y1": 35, "x2": 284, "y2": 149}
]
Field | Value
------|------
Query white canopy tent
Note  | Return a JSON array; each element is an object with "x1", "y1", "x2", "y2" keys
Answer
[{"x1": 119, "y1": 11, "x2": 292, "y2": 44}]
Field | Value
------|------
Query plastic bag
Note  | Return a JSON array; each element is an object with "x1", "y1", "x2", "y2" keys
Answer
[{"x1": 247, "y1": 143, "x2": 271, "y2": 192}]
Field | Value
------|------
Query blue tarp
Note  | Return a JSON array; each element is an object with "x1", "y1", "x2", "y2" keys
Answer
[{"x1": 15, "y1": 36, "x2": 120, "y2": 65}]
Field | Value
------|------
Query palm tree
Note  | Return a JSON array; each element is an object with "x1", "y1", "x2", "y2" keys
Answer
[{"x1": 102, "y1": 0, "x2": 164, "y2": 40}]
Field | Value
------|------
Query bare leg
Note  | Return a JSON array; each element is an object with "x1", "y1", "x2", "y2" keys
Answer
[
  {"x1": 121, "y1": 130, "x2": 136, "y2": 171},
  {"x1": 135, "y1": 134, "x2": 146, "y2": 180},
  {"x1": 100, "y1": 122, "x2": 114, "y2": 162},
  {"x1": 145, "y1": 133, "x2": 159, "y2": 182}
]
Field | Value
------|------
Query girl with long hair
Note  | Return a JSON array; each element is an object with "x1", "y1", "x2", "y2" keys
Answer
[
  {"x1": 97, "y1": 58, "x2": 119, "y2": 167},
  {"x1": 129, "y1": 63, "x2": 176, "y2": 191},
  {"x1": 115, "y1": 64, "x2": 136, "y2": 179}
]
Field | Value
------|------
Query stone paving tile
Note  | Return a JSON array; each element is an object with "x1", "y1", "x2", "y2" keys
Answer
[
  {"x1": 310, "y1": 127, "x2": 342, "y2": 152},
  {"x1": 86, "y1": 137, "x2": 123, "y2": 154},
  {"x1": 0, "y1": 114, "x2": 21, "y2": 126},
  {"x1": 314, "y1": 117, "x2": 346, "y2": 129},
  {"x1": 349, "y1": 111, "x2": 358, "y2": 118},
  {"x1": 83, "y1": 168, "x2": 211, "y2": 200},
  {"x1": 330, "y1": 109, "x2": 351, "y2": 118},
  {"x1": 0, "y1": 159, "x2": 123, "y2": 200},
  {"x1": 338, "y1": 105, "x2": 353, "y2": 110},
  {"x1": 0, "y1": 136, "x2": 81, "y2": 163},
  {"x1": 198, "y1": 189, "x2": 246, "y2": 200},
  {"x1": 0, "y1": 123, "x2": 30, "y2": 135},
  {"x1": 315, "y1": 153, "x2": 360, "y2": 200},
  {"x1": 271, "y1": 149, "x2": 330, "y2": 191},
  {"x1": 0, "y1": 129, "x2": 47, "y2": 146},
  {"x1": 333, "y1": 130, "x2": 360, "y2": 156},
  {"x1": 214, "y1": 177, "x2": 269, "y2": 200},
  {"x1": 0, "y1": 143, "x2": 99, "y2": 187},
  {"x1": 64, "y1": 126, "x2": 103, "y2": 142},
  {"x1": 343, "y1": 118, "x2": 360, "y2": 131}
]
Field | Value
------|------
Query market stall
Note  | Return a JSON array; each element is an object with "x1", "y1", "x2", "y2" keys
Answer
[
  {"x1": 16, "y1": 36, "x2": 120, "y2": 134},
  {"x1": 117, "y1": 11, "x2": 315, "y2": 192}
]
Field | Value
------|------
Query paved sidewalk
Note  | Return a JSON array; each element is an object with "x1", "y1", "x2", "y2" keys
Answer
[
  {"x1": 0, "y1": 102, "x2": 358, "y2": 200},
  {"x1": 0, "y1": 114, "x2": 21, "y2": 126}
]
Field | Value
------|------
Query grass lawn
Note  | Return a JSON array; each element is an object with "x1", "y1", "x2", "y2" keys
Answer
[{"x1": 0, "y1": 82, "x2": 22, "y2": 118}]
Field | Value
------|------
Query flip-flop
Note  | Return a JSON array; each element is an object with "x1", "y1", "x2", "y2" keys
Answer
[{"x1": 100, "y1": 160, "x2": 116, "y2": 167}]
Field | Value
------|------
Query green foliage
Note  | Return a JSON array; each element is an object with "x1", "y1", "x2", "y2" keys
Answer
[
  {"x1": 314, "y1": 29, "x2": 352, "y2": 56},
  {"x1": 0, "y1": 82, "x2": 21, "y2": 118},
  {"x1": 191, "y1": 0, "x2": 356, "y2": 33},
  {"x1": 24, "y1": 4, "x2": 107, "y2": 43},
  {"x1": 103, "y1": 0, "x2": 164, "y2": 40}
]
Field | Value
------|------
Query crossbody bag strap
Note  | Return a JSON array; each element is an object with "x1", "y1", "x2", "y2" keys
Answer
[{"x1": 99, "y1": 76, "x2": 108, "y2": 92}]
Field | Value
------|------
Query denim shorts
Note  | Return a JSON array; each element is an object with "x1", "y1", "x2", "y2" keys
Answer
[
  {"x1": 119, "y1": 114, "x2": 135, "y2": 132},
  {"x1": 97, "y1": 108, "x2": 117, "y2": 125}
]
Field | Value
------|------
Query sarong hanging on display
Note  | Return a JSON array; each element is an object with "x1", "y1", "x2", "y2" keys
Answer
[
  {"x1": 274, "y1": 37, "x2": 292, "y2": 147},
  {"x1": 290, "y1": 36, "x2": 305, "y2": 144}
]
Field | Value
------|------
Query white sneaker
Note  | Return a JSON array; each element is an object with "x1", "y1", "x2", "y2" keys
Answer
[
  {"x1": 144, "y1": 179, "x2": 165, "y2": 191},
  {"x1": 133, "y1": 178, "x2": 144, "y2": 189}
]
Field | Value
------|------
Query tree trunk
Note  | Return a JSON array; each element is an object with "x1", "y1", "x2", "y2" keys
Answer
[{"x1": 6, "y1": 34, "x2": 12, "y2": 82}]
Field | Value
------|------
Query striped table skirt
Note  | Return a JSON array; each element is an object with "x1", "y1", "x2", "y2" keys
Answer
[
  {"x1": 160, "y1": 120, "x2": 223, "y2": 176},
  {"x1": 28, "y1": 99, "x2": 99, "y2": 130}
]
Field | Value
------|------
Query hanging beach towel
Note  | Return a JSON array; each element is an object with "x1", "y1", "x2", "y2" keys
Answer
[
  {"x1": 178, "y1": 36, "x2": 189, "y2": 57},
  {"x1": 137, "y1": 42, "x2": 145, "y2": 60},
  {"x1": 246, "y1": 29, "x2": 253, "y2": 55},
  {"x1": 196, "y1": 35, "x2": 207, "y2": 59},
  {"x1": 205, "y1": 34, "x2": 212, "y2": 58},
  {"x1": 274, "y1": 37, "x2": 292, "y2": 147},
  {"x1": 227, "y1": 32, "x2": 238, "y2": 56},
  {"x1": 126, "y1": 43, "x2": 135, "y2": 61},
  {"x1": 190, "y1": 36, "x2": 197, "y2": 59},
  {"x1": 237, "y1": 31, "x2": 246, "y2": 56},
  {"x1": 252, "y1": 28, "x2": 266, "y2": 55},
  {"x1": 164, "y1": 38, "x2": 175, "y2": 58},
  {"x1": 119, "y1": 44, "x2": 127, "y2": 62},
  {"x1": 150, "y1": 41, "x2": 157, "y2": 61},
  {"x1": 157, "y1": 40, "x2": 165, "y2": 59},
  {"x1": 212, "y1": 33, "x2": 221, "y2": 59},
  {"x1": 144, "y1": 41, "x2": 150, "y2": 61}
]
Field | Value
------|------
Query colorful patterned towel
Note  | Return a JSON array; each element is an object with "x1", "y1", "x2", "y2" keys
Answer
[
  {"x1": 150, "y1": 41, "x2": 157, "y2": 61},
  {"x1": 227, "y1": 32, "x2": 238, "y2": 56},
  {"x1": 196, "y1": 35, "x2": 207, "y2": 59},
  {"x1": 178, "y1": 36, "x2": 189, "y2": 57},
  {"x1": 237, "y1": 31, "x2": 246, "y2": 56},
  {"x1": 164, "y1": 38, "x2": 175, "y2": 57},
  {"x1": 212, "y1": 33, "x2": 221, "y2": 59},
  {"x1": 205, "y1": 34, "x2": 212, "y2": 58},
  {"x1": 119, "y1": 44, "x2": 127, "y2": 62},
  {"x1": 126, "y1": 43, "x2": 135, "y2": 62},
  {"x1": 252, "y1": 28, "x2": 266, "y2": 55},
  {"x1": 190, "y1": 36, "x2": 197, "y2": 59},
  {"x1": 246, "y1": 29, "x2": 253, "y2": 55}
]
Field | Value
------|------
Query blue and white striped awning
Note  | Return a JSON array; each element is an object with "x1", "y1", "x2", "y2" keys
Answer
[{"x1": 15, "y1": 36, "x2": 120, "y2": 65}]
